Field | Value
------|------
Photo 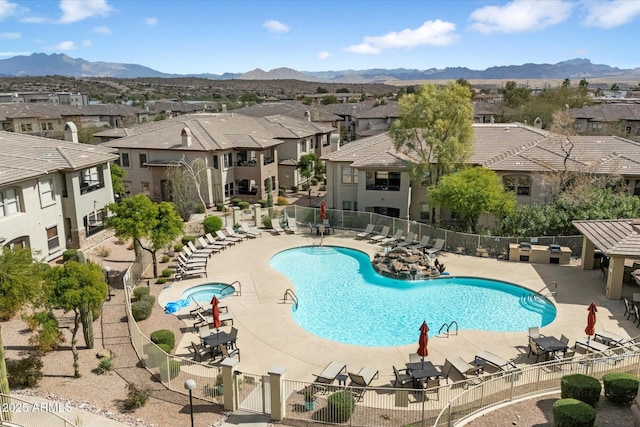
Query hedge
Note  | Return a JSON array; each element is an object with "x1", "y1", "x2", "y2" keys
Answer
[
  {"x1": 561, "y1": 374, "x2": 601, "y2": 407},
  {"x1": 327, "y1": 390, "x2": 355, "y2": 423},
  {"x1": 552, "y1": 398, "x2": 595, "y2": 427},
  {"x1": 150, "y1": 329, "x2": 176, "y2": 351},
  {"x1": 203, "y1": 215, "x2": 223, "y2": 234},
  {"x1": 603, "y1": 372, "x2": 639, "y2": 406},
  {"x1": 131, "y1": 300, "x2": 153, "y2": 321}
]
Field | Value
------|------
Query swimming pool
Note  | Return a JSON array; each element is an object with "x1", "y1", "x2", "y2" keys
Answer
[
  {"x1": 181, "y1": 283, "x2": 236, "y2": 303},
  {"x1": 269, "y1": 246, "x2": 556, "y2": 346}
]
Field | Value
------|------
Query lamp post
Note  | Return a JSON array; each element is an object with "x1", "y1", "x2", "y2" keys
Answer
[
  {"x1": 103, "y1": 266, "x2": 111, "y2": 301},
  {"x1": 308, "y1": 188, "x2": 312, "y2": 207},
  {"x1": 184, "y1": 379, "x2": 196, "y2": 427}
]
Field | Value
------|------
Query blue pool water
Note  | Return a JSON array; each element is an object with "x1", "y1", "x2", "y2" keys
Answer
[
  {"x1": 181, "y1": 283, "x2": 235, "y2": 303},
  {"x1": 269, "y1": 246, "x2": 556, "y2": 347}
]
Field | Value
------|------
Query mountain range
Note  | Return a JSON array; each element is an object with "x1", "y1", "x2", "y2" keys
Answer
[{"x1": 1, "y1": 53, "x2": 639, "y2": 83}]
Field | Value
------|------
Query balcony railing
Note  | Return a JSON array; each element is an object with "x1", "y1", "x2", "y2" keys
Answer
[{"x1": 365, "y1": 184, "x2": 400, "y2": 191}]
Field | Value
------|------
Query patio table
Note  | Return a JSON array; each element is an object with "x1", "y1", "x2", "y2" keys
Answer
[{"x1": 533, "y1": 336, "x2": 568, "y2": 360}]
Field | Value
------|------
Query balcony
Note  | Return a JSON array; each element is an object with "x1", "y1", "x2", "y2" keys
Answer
[{"x1": 365, "y1": 184, "x2": 400, "y2": 191}]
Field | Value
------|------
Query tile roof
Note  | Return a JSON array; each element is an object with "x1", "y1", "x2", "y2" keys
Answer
[
  {"x1": 569, "y1": 103, "x2": 640, "y2": 122},
  {"x1": 0, "y1": 103, "x2": 143, "y2": 120},
  {"x1": 572, "y1": 219, "x2": 640, "y2": 257},
  {"x1": 235, "y1": 102, "x2": 342, "y2": 122},
  {"x1": 322, "y1": 132, "x2": 417, "y2": 169},
  {"x1": 0, "y1": 131, "x2": 118, "y2": 186},
  {"x1": 354, "y1": 101, "x2": 399, "y2": 119}
]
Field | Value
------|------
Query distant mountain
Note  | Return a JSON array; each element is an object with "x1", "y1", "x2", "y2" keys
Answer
[{"x1": 0, "y1": 53, "x2": 638, "y2": 82}]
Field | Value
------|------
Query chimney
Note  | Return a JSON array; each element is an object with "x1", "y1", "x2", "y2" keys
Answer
[
  {"x1": 63, "y1": 121, "x2": 78, "y2": 143},
  {"x1": 305, "y1": 110, "x2": 311, "y2": 122},
  {"x1": 181, "y1": 127, "x2": 192, "y2": 147}
]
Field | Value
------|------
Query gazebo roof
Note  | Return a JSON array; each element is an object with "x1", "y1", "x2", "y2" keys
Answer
[{"x1": 572, "y1": 219, "x2": 640, "y2": 258}]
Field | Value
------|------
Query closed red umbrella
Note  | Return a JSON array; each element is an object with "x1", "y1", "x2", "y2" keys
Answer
[
  {"x1": 417, "y1": 321, "x2": 429, "y2": 368},
  {"x1": 585, "y1": 302, "x2": 597, "y2": 342},
  {"x1": 211, "y1": 295, "x2": 222, "y2": 329},
  {"x1": 320, "y1": 199, "x2": 327, "y2": 220}
]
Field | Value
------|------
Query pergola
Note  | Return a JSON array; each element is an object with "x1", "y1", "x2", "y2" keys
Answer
[{"x1": 573, "y1": 219, "x2": 640, "y2": 299}]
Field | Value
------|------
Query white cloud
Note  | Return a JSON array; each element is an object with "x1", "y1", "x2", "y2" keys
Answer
[
  {"x1": 58, "y1": 0, "x2": 113, "y2": 24},
  {"x1": 54, "y1": 40, "x2": 77, "y2": 50},
  {"x1": 582, "y1": 0, "x2": 640, "y2": 28},
  {"x1": 343, "y1": 19, "x2": 458, "y2": 55},
  {"x1": 0, "y1": 51, "x2": 30, "y2": 56},
  {"x1": 317, "y1": 51, "x2": 331, "y2": 60},
  {"x1": 469, "y1": 0, "x2": 572, "y2": 34},
  {"x1": 93, "y1": 26, "x2": 111, "y2": 34},
  {"x1": 82, "y1": 39, "x2": 91, "y2": 47},
  {"x1": 263, "y1": 19, "x2": 290, "y2": 33},
  {"x1": 0, "y1": 32, "x2": 20, "y2": 39},
  {"x1": 0, "y1": 0, "x2": 19, "y2": 20},
  {"x1": 144, "y1": 17, "x2": 158, "y2": 26}
]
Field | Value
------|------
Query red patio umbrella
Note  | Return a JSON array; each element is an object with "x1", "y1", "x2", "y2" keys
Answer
[
  {"x1": 585, "y1": 302, "x2": 597, "y2": 343},
  {"x1": 417, "y1": 321, "x2": 429, "y2": 368},
  {"x1": 320, "y1": 199, "x2": 327, "y2": 220},
  {"x1": 211, "y1": 296, "x2": 222, "y2": 329}
]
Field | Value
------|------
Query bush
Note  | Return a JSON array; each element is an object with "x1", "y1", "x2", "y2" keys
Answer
[
  {"x1": 203, "y1": 215, "x2": 223, "y2": 234},
  {"x1": 6, "y1": 355, "x2": 43, "y2": 387},
  {"x1": 181, "y1": 235, "x2": 196, "y2": 245},
  {"x1": 76, "y1": 250, "x2": 85, "y2": 264},
  {"x1": 157, "y1": 343, "x2": 172, "y2": 354},
  {"x1": 552, "y1": 398, "x2": 596, "y2": 427},
  {"x1": 159, "y1": 360, "x2": 181, "y2": 382},
  {"x1": 156, "y1": 277, "x2": 167, "y2": 285},
  {"x1": 561, "y1": 374, "x2": 601, "y2": 407},
  {"x1": 301, "y1": 182, "x2": 310, "y2": 191},
  {"x1": 194, "y1": 203, "x2": 206, "y2": 214},
  {"x1": 131, "y1": 300, "x2": 153, "y2": 321},
  {"x1": 278, "y1": 187, "x2": 286, "y2": 197},
  {"x1": 276, "y1": 196, "x2": 289, "y2": 206},
  {"x1": 161, "y1": 269, "x2": 173, "y2": 278},
  {"x1": 257, "y1": 199, "x2": 268, "y2": 208},
  {"x1": 327, "y1": 390, "x2": 355, "y2": 423},
  {"x1": 143, "y1": 343, "x2": 167, "y2": 368},
  {"x1": 173, "y1": 243, "x2": 184, "y2": 252},
  {"x1": 231, "y1": 198, "x2": 242, "y2": 206},
  {"x1": 310, "y1": 177, "x2": 319, "y2": 185},
  {"x1": 291, "y1": 185, "x2": 298, "y2": 193},
  {"x1": 121, "y1": 383, "x2": 152, "y2": 412},
  {"x1": 216, "y1": 202, "x2": 226, "y2": 212},
  {"x1": 132, "y1": 287, "x2": 150, "y2": 301},
  {"x1": 603, "y1": 372, "x2": 639, "y2": 405},
  {"x1": 161, "y1": 255, "x2": 171, "y2": 263},
  {"x1": 150, "y1": 329, "x2": 176, "y2": 351},
  {"x1": 96, "y1": 356, "x2": 114, "y2": 375},
  {"x1": 238, "y1": 201, "x2": 250, "y2": 210},
  {"x1": 62, "y1": 249, "x2": 78, "y2": 262},
  {"x1": 319, "y1": 184, "x2": 326, "y2": 191},
  {"x1": 262, "y1": 216, "x2": 273, "y2": 229}
]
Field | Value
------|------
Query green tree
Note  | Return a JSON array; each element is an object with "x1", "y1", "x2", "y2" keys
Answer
[
  {"x1": 296, "y1": 153, "x2": 318, "y2": 182},
  {"x1": 429, "y1": 167, "x2": 515, "y2": 233},
  {"x1": 502, "y1": 81, "x2": 531, "y2": 109},
  {"x1": 611, "y1": 83, "x2": 620, "y2": 91},
  {"x1": 46, "y1": 262, "x2": 107, "y2": 378},
  {"x1": 110, "y1": 163, "x2": 125, "y2": 196},
  {"x1": 106, "y1": 194, "x2": 184, "y2": 277},
  {"x1": 0, "y1": 248, "x2": 45, "y2": 395},
  {"x1": 562, "y1": 78, "x2": 571, "y2": 88},
  {"x1": 321, "y1": 95, "x2": 339, "y2": 105},
  {"x1": 390, "y1": 82, "x2": 474, "y2": 186},
  {"x1": 316, "y1": 87, "x2": 329, "y2": 94}
]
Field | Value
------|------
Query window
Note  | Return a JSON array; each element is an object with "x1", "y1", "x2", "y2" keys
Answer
[
  {"x1": 139, "y1": 153, "x2": 148, "y2": 168},
  {"x1": 223, "y1": 153, "x2": 232, "y2": 169},
  {"x1": 342, "y1": 201, "x2": 352, "y2": 210},
  {"x1": 341, "y1": 166, "x2": 353, "y2": 184},
  {"x1": 299, "y1": 140, "x2": 306, "y2": 152},
  {"x1": 213, "y1": 155, "x2": 219, "y2": 169},
  {"x1": 20, "y1": 123, "x2": 33, "y2": 132},
  {"x1": 224, "y1": 182, "x2": 234, "y2": 197},
  {"x1": 120, "y1": 153, "x2": 130, "y2": 168},
  {"x1": 367, "y1": 171, "x2": 401, "y2": 191},
  {"x1": 80, "y1": 166, "x2": 104, "y2": 194},
  {"x1": 141, "y1": 182, "x2": 150, "y2": 196},
  {"x1": 39, "y1": 178, "x2": 55, "y2": 206},
  {"x1": 420, "y1": 204, "x2": 430, "y2": 221},
  {"x1": 41, "y1": 122, "x2": 53, "y2": 131},
  {"x1": 0, "y1": 187, "x2": 20, "y2": 217},
  {"x1": 46, "y1": 226, "x2": 60, "y2": 252},
  {"x1": 634, "y1": 181, "x2": 640, "y2": 197},
  {"x1": 503, "y1": 175, "x2": 530, "y2": 196}
]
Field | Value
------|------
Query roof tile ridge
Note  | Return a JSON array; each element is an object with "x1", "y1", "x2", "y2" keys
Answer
[
  {"x1": 483, "y1": 139, "x2": 539, "y2": 166},
  {"x1": 56, "y1": 146, "x2": 76, "y2": 169}
]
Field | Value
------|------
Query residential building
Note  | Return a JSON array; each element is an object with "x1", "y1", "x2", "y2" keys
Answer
[
  {"x1": 0, "y1": 126, "x2": 118, "y2": 261},
  {"x1": 569, "y1": 103, "x2": 640, "y2": 142},
  {"x1": 97, "y1": 113, "x2": 335, "y2": 204},
  {"x1": 0, "y1": 91, "x2": 90, "y2": 106},
  {"x1": 322, "y1": 123, "x2": 640, "y2": 225}
]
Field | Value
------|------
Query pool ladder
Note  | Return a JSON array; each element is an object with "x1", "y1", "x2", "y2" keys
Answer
[
  {"x1": 537, "y1": 281, "x2": 557, "y2": 298},
  {"x1": 283, "y1": 288, "x2": 298, "y2": 311},
  {"x1": 220, "y1": 280, "x2": 242, "y2": 297},
  {"x1": 438, "y1": 320, "x2": 458, "y2": 337}
]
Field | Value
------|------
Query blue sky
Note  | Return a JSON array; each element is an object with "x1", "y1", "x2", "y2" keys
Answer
[{"x1": 0, "y1": 0, "x2": 638, "y2": 75}]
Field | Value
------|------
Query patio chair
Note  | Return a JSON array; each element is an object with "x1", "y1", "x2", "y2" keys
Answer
[
  {"x1": 271, "y1": 222, "x2": 285, "y2": 235},
  {"x1": 175, "y1": 264, "x2": 207, "y2": 281},
  {"x1": 196, "y1": 237, "x2": 223, "y2": 254},
  {"x1": 426, "y1": 238, "x2": 445, "y2": 257},
  {"x1": 187, "y1": 241, "x2": 217, "y2": 257},
  {"x1": 379, "y1": 229, "x2": 404, "y2": 246},
  {"x1": 397, "y1": 232, "x2": 417, "y2": 248},
  {"x1": 369, "y1": 226, "x2": 390, "y2": 243},
  {"x1": 240, "y1": 222, "x2": 261, "y2": 238},
  {"x1": 221, "y1": 343, "x2": 240, "y2": 361},
  {"x1": 356, "y1": 224, "x2": 375, "y2": 240},
  {"x1": 216, "y1": 229, "x2": 240, "y2": 244},
  {"x1": 287, "y1": 222, "x2": 300, "y2": 234},
  {"x1": 408, "y1": 353, "x2": 421, "y2": 363},
  {"x1": 422, "y1": 377, "x2": 441, "y2": 400},
  {"x1": 204, "y1": 232, "x2": 231, "y2": 248},
  {"x1": 413, "y1": 236, "x2": 431, "y2": 250},
  {"x1": 528, "y1": 326, "x2": 544, "y2": 339},
  {"x1": 228, "y1": 326, "x2": 239, "y2": 349},
  {"x1": 313, "y1": 361, "x2": 347, "y2": 384},
  {"x1": 443, "y1": 357, "x2": 483, "y2": 387},
  {"x1": 624, "y1": 298, "x2": 633, "y2": 319},
  {"x1": 348, "y1": 367, "x2": 379, "y2": 401},
  {"x1": 392, "y1": 365, "x2": 414, "y2": 388},
  {"x1": 528, "y1": 337, "x2": 544, "y2": 362},
  {"x1": 225, "y1": 225, "x2": 247, "y2": 241},
  {"x1": 190, "y1": 341, "x2": 214, "y2": 362}
]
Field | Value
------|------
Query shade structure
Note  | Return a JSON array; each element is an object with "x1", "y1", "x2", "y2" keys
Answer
[
  {"x1": 417, "y1": 321, "x2": 429, "y2": 359},
  {"x1": 320, "y1": 199, "x2": 327, "y2": 220},
  {"x1": 211, "y1": 296, "x2": 222, "y2": 328},
  {"x1": 585, "y1": 302, "x2": 597, "y2": 339}
]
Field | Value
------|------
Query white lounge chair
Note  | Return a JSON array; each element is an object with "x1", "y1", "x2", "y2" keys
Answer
[
  {"x1": 369, "y1": 226, "x2": 390, "y2": 243},
  {"x1": 313, "y1": 361, "x2": 346, "y2": 384},
  {"x1": 356, "y1": 224, "x2": 375, "y2": 240},
  {"x1": 240, "y1": 222, "x2": 261, "y2": 238},
  {"x1": 413, "y1": 236, "x2": 431, "y2": 250},
  {"x1": 271, "y1": 222, "x2": 285, "y2": 235},
  {"x1": 216, "y1": 229, "x2": 240, "y2": 244},
  {"x1": 226, "y1": 225, "x2": 247, "y2": 241},
  {"x1": 380, "y1": 229, "x2": 404, "y2": 246},
  {"x1": 426, "y1": 238, "x2": 445, "y2": 257},
  {"x1": 397, "y1": 232, "x2": 417, "y2": 248},
  {"x1": 287, "y1": 222, "x2": 300, "y2": 234}
]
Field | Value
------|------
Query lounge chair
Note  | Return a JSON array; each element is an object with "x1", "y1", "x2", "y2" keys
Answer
[
  {"x1": 187, "y1": 241, "x2": 217, "y2": 257},
  {"x1": 313, "y1": 361, "x2": 346, "y2": 384},
  {"x1": 240, "y1": 222, "x2": 261, "y2": 238},
  {"x1": 356, "y1": 224, "x2": 375, "y2": 240},
  {"x1": 175, "y1": 264, "x2": 207, "y2": 280},
  {"x1": 225, "y1": 226, "x2": 247, "y2": 241},
  {"x1": 397, "y1": 232, "x2": 417, "y2": 248},
  {"x1": 348, "y1": 367, "x2": 379, "y2": 401},
  {"x1": 413, "y1": 236, "x2": 431, "y2": 250},
  {"x1": 183, "y1": 245, "x2": 212, "y2": 260},
  {"x1": 393, "y1": 365, "x2": 414, "y2": 388},
  {"x1": 271, "y1": 222, "x2": 285, "y2": 235},
  {"x1": 369, "y1": 226, "x2": 390, "y2": 243},
  {"x1": 380, "y1": 229, "x2": 404, "y2": 246},
  {"x1": 216, "y1": 229, "x2": 240, "y2": 244},
  {"x1": 204, "y1": 232, "x2": 231, "y2": 248},
  {"x1": 196, "y1": 237, "x2": 223, "y2": 253},
  {"x1": 443, "y1": 357, "x2": 483, "y2": 386},
  {"x1": 426, "y1": 238, "x2": 445, "y2": 257},
  {"x1": 287, "y1": 222, "x2": 300, "y2": 234},
  {"x1": 177, "y1": 253, "x2": 207, "y2": 268},
  {"x1": 475, "y1": 351, "x2": 517, "y2": 371}
]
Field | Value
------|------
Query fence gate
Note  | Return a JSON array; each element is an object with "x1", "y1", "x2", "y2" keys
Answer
[{"x1": 236, "y1": 371, "x2": 270, "y2": 415}]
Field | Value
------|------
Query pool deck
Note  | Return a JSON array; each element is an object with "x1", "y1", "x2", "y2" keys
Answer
[{"x1": 158, "y1": 229, "x2": 636, "y2": 387}]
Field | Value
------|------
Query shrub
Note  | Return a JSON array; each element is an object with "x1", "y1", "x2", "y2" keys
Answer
[
  {"x1": 291, "y1": 185, "x2": 298, "y2": 193},
  {"x1": 238, "y1": 201, "x2": 250, "y2": 210},
  {"x1": 173, "y1": 243, "x2": 184, "y2": 252},
  {"x1": 6, "y1": 355, "x2": 43, "y2": 387},
  {"x1": 278, "y1": 187, "x2": 286, "y2": 197},
  {"x1": 301, "y1": 182, "x2": 310, "y2": 191},
  {"x1": 157, "y1": 343, "x2": 172, "y2": 354},
  {"x1": 131, "y1": 300, "x2": 153, "y2": 321},
  {"x1": 561, "y1": 374, "x2": 601, "y2": 407},
  {"x1": 327, "y1": 390, "x2": 355, "y2": 423},
  {"x1": 231, "y1": 198, "x2": 242, "y2": 206},
  {"x1": 257, "y1": 199, "x2": 268, "y2": 208},
  {"x1": 76, "y1": 250, "x2": 85, "y2": 264},
  {"x1": 603, "y1": 372, "x2": 639, "y2": 405},
  {"x1": 181, "y1": 235, "x2": 196, "y2": 245},
  {"x1": 96, "y1": 356, "x2": 114, "y2": 375},
  {"x1": 161, "y1": 255, "x2": 171, "y2": 263},
  {"x1": 203, "y1": 215, "x2": 223, "y2": 234},
  {"x1": 156, "y1": 277, "x2": 167, "y2": 285},
  {"x1": 552, "y1": 398, "x2": 596, "y2": 427},
  {"x1": 276, "y1": 196, "x2": 289, "y2": 206},
  {"x1": 121, "y1": 383, "x2": 152, "y2": 412},
  {"x1": 143, "y1": 343, "x2": 167, "y2": 368},
  {"x1": 132, "y1": 286, "x2": 150, "y2": 301},
  {"x1": 159, "y1": 360, "x2": 181, "y2": 382},
  {"x1": 150, "y1": 329, "x2": 176, "y2": 351},
  {"x1": 161, "y1": 269, "x2": 173, "y2": 278},
  {"x1": 62, "y1": 249, "x2": 78, "y2": 262},
  {"x1": 310, "y1": 177, "x2": 319, "y2": 185},
  {"x1": 319, "y1": 184, "x2": 326, "y2": 191},
  {"x1": 262, "y1": 216, "x2": 273, "y2": 229},
  {"x1": 194, "y1": 203, "x2": 206, "y2": 214},
  {"x1": 216, "y1": 202, "x2": 226, "y2": 212}
]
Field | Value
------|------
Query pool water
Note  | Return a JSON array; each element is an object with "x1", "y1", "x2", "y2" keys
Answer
[
  {"x1": 181, "y1": 283, "x2": 235, "y2": 303},
  {"x1": 269, "y1": 246, "x2": 556, "y2": 347}
]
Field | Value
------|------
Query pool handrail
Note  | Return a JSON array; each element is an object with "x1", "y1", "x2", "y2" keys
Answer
[
  {"x1": 438, "y1": 320, "x2": 459, "y2": 337},
  {"x1": 220, "y1": 280, "x2": 241, "y2": 297},
  {"x1": 283, "y1": 288, "x2": 298, "y2": 311}
]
